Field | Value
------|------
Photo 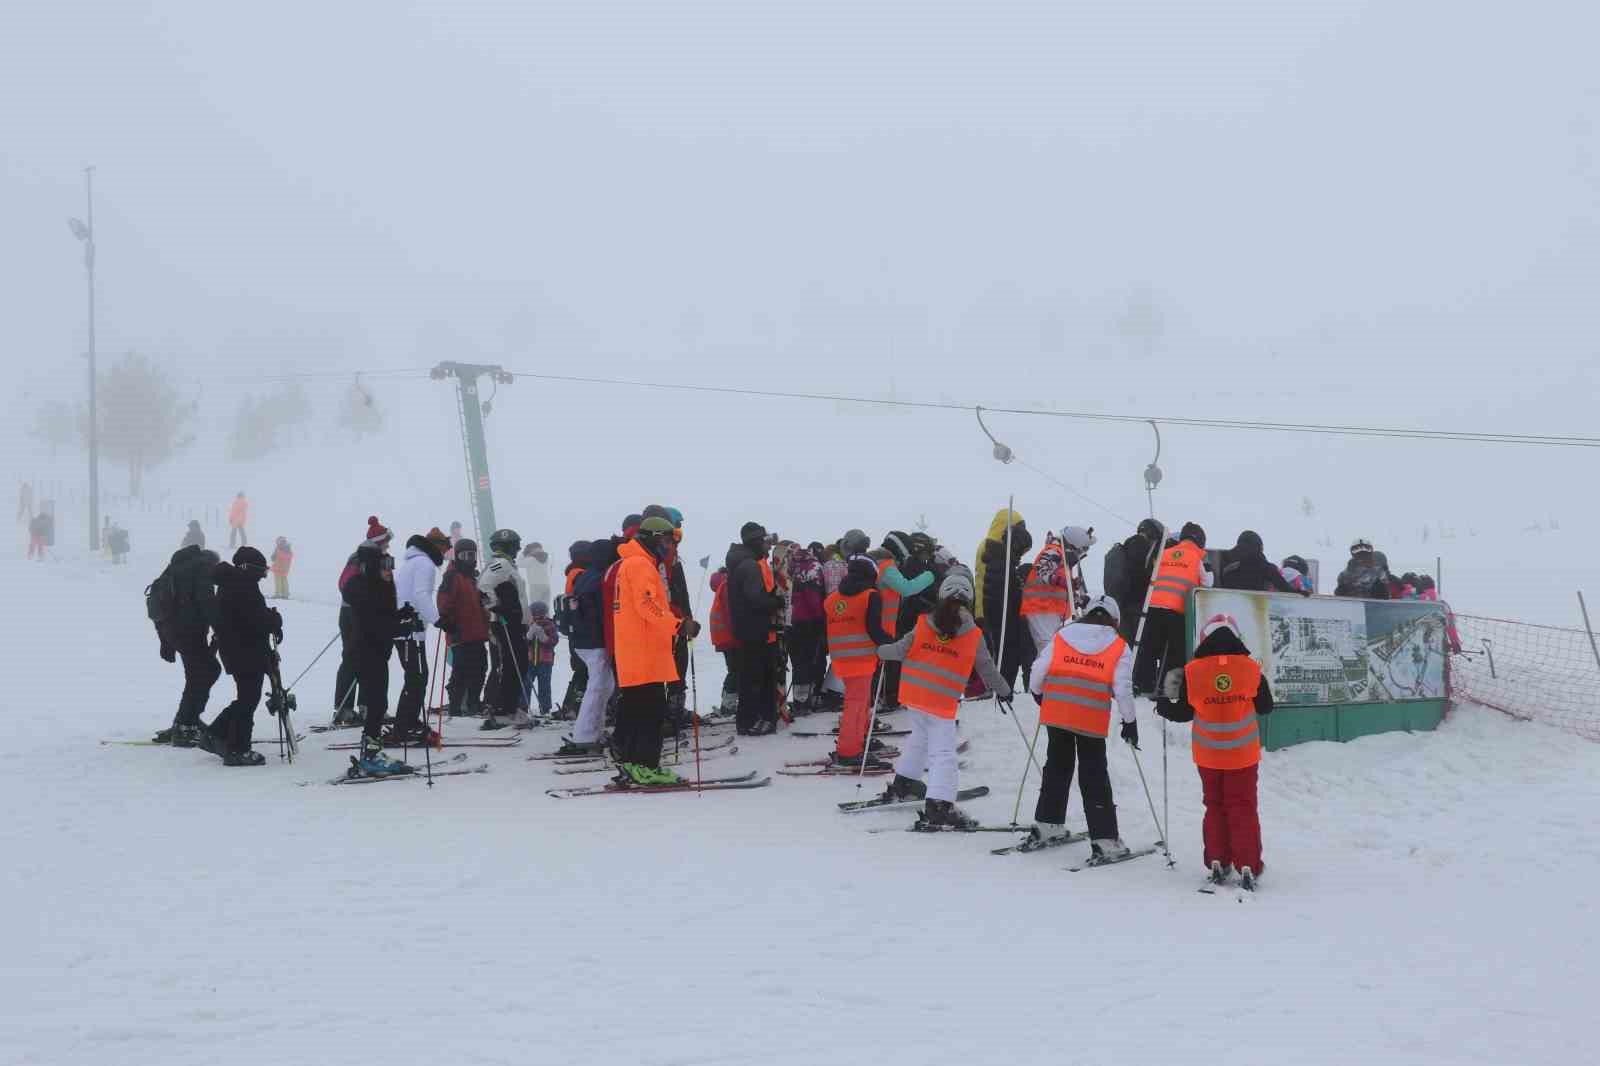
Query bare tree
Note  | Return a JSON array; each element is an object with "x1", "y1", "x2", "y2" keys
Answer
[
  {"x1": 227, "y1": 382, "x2": 312, "y2": 462},
  {"x1": 98, "y1": 352, "x2": 194, "y2": 496}
]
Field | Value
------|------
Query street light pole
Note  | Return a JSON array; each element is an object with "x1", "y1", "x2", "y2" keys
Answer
[{"x1": 82, "y1": 167, "x2": 100, "y2": 551}]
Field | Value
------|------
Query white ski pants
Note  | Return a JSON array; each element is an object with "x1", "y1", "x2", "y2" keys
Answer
[
  {"x1": 574, "y1": 648, "x2": 616, "y2": 744},
  {"x1": 1026, "y1": 614, "x2": 1065, "y2": 663},
  {"x1": 894, "y1": 708, "x2": 959, "y2": 802}
]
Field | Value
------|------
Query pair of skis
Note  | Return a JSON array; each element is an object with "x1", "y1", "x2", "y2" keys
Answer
[
  {"x1": 545, "y1": 769, "x2": 772, "y2": 799},
  {"x1": 323, "y1": 736, "x2": 521, "y2": 751},
  {"x1": 308, "y1": 751, "x2": 490, "y2": 786}
]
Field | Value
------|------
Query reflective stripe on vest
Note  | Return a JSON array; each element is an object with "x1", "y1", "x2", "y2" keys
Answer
[
  {"x1": 1020, "y1": 543, "x2": 1070, "y2": 617},
  {"x1": 877, "y1": 558, "x2": 901, "y2": 638},
  {"x1": 1148, "y1": 541, "x2": 1205, "y2": 615},
  {"x1": 1185, "y1": 654, "x2": 1263, "y2": 769},
  {"x1": 824, "y1": 589, "x2": 877, "y2": 678},
  {"x1": 900, "y1": 617, "x2": 982, "y2": 719},
  {"x1": 1038, "y1": 633, "x2": 1126, "y2": 738}
]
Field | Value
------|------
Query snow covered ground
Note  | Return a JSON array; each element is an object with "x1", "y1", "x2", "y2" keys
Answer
[{"x1": 7, "y1": 554, "x2": 1599, "y2": 1066}]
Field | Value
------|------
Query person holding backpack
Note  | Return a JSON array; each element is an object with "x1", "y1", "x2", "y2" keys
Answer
[{"x1": 148, "y1": 543, "x2": 223, "y2": 746}]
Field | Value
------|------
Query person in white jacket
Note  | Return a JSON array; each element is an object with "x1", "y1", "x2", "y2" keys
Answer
[
  {"x1": 1027, "y1": 595, "x2": 1138, "y2": 860},
  {"x1": 520, "y1": 542, "x2": 553, "y2": 611},
  {"x1": 479, "y1": 529, "x2": 532, "y2": 729},
  {"x1": 390, "y1": 528, "x2": 449, "y2": 743}
]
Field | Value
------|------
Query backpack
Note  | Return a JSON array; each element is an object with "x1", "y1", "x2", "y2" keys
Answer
[
  {"x1": 1102, "y1": 542, "x2": 1129, "y2": 603},
  {"x1": 145, "y1": 567, "x2": 178, "y2": 626}
]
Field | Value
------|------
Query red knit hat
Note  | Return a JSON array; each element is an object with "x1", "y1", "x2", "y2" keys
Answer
[{"x1": 365, "y1": 515, "x2": 392, "y2": 547}]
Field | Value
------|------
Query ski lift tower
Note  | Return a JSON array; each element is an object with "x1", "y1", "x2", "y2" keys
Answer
[{"x1": 430, "y1": 361, "x2": 513, "y2": 543}]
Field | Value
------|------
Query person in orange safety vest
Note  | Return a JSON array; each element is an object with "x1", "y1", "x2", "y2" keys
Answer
[
  {"x1": 1131, "y1": 521, "x2": 1213, "y2": 702},
  {"x1": 875, "y1": 568, "x2": 1011, "y2": 829},
  {"x1": 1027, "y1": 594, "x2": 1139, "y2": 861},
  {"x1": 1159, "y1": 612, "x2": 1275, "y2": 891}
]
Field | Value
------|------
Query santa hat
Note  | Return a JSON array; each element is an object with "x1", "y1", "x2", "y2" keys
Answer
[
  {"x1": 365, "y1": 515, "x2": 392, "y2": 548},
  {"x1": 1199, "y1": 613, "x2": 1241, "y2": 641}
]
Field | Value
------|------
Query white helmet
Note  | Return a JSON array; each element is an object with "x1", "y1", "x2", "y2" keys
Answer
[
  {"x1": 1060, "y1": 526, "x2": 1096, "y2": 554},
  {"x1": 1082, "y1": 594, "x2": 1121, "y2": 625}
]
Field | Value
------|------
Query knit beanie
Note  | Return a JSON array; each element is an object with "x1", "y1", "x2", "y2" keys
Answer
[{"x1": 365, "y1": 515, "x2": 392, "y2": 548}]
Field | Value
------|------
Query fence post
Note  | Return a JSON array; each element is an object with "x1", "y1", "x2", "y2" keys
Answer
[{"x1": 1576, "y1": 592, "x2": 1600, "y2": 676}]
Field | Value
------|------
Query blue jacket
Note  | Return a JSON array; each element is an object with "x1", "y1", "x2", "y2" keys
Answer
[{"x1": 569, "y1": 565, "x2": 608, "y2": 651}]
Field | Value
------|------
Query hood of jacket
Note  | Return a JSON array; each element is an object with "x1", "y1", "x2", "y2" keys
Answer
[
  {"x1": 725, "y1": 541, "x2": 758, "y2": 572},
  {"x1": 1230, "y1": 531, "x2": 1266, "y2": 562},
  {"x1": 617, "y1": 538, "x2": 653, "y2": 565},
  {"x1": 406, "y1": 534, "x2": 444, "y2": 567},
  {"x1": 1193, "y1": 625, "x2": 1254, "y2": 659},
  {"x1": 1055, "y1": 619, "x2": 1125, "y2": 655},
  {"x1": 984, "y1": 507, "x2": 1026, "y2": 542},
  {"x1": 838, "y1": 557, "x2": 879, "y2": 596}
]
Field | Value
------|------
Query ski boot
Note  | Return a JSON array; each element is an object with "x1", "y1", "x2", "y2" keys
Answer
[
  {"x1": 223, "y1": 749, "x2": 266, "y2": 766},
  {"x1": 1029, "y1": 822, "x2": 1073, "y2": 844},
  {"x1": 1238, "y1": 866, "x2": 1258, "y2": 892},
  {"x1": 1206, "y1": 861, "x2": 1230, "y2": 888},
  {"x1": 480, "y1": 712, "x2": 507, "y2": 731},
  {"x1": 510, "y1": 708, "x2": 533, "y2": 729},
  {"x1": 1090, "y1": 838, "x2": 1131, "y2": 862},
  {"x1": 152, "y1": 723, "x2": 176, "y2": 745},
  {"x1": 170, "y1": 723, "x2": 205, "y2": 748},
  {"x1": 555, "y1": 738, "x2": 606, "y2": 757},
  {"x1": 614, "y1": 763, "x2": 682, "y2": 788},
  {"x1": 746, "y1": 719, "x2": 777, "y2": 737},
  {"x1": 381, "y1": 722, "x2": 440, "y2": 748},
  {"x1": 880, "y1": 774, "x2": 926, "y2": 804},
  {"x1": 196, "y1": 726, "x2": 225, "y2": 757},
  {"x1": 866, "y1": 737, "x2": 896, "y2": 755},
  {"x1": 355, "y1": 736, "x2": 414, "y2": 777},
  {"x1": 920, "y1": 798, "x2": 978, "y2": 830}
]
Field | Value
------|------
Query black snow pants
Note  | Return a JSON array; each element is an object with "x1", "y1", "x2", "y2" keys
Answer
[{"x1": 1034, "y1": 727, "x2": 1119, "y2": 841}]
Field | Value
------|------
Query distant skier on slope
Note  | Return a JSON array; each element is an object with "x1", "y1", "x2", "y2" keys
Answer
[
  {"x1": 875, "y1": 570, "x2": 1012, "y2": 829},
  {"x1": 1028, "y1": 595, "x2": 1137, "y2": 861},
  {"x1": 1159, "y1": 613, "x2": 1275, "y2": 891}
]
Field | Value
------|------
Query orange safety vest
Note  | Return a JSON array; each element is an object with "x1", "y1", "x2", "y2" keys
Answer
[
  {"x1": 899, "y1": 617, "x2": 982, "y2": 719},
  {"x1": 709, "y1": 580, "x2": 738, "y2": 651},
  {"x1": 1019, "y1": 542, "x2": 1070, "y2": 617},
  {"x1": 824, "y1": 590, "x2": 877, "y2": 678},
  {"x1": 1149, "y1": 540, "x2": 1205, "y2": 615},
  {"x1": 1038, "y1": 633, "x2": 1127, "y2": 738},
  {"x1": 876, "y1": 558, "x2": 901, "y2": 638},
  {"x1": 758, "y1": 558, "x2": 778, "y2": 644},
  {"x1": 1185, "y1": 655, "x2": 1262, "y2": 770}
]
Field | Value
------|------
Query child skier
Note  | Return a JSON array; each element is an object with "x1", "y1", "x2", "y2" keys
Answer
[
  {"x1": 824, "y1": 555, "x2": 893, "y2": 768},
  {"x1": 1159, "y1": 613, "x2": 1274, "y2": 889},
  {"x1": 526, "y1": 601, "x2": 559, "y2": 718},
  {"x1": 875, "y1": 570, "x2": 1011, "y2": 828}
]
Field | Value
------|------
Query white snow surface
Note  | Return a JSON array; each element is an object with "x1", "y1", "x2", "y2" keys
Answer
[{"x1": 7, "y1": 556, "x2": 1599, "y2": 1066}]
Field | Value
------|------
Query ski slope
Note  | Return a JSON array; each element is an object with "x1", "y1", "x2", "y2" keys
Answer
[{"x1": 5, "y1": 555, "x2": 1598, "y2": 1066}]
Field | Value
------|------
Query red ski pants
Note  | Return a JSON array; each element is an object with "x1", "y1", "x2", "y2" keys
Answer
[
  {"x1": 834, "y1": 674, "x2": 873, "y2": 758},
  {"x1": 1199, "y1": 763, "x2": 1263, "y2": 874}
]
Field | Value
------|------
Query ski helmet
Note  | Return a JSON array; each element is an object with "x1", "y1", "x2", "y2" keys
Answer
[
  {"x1": 740, "y1": 521, "x2": 768, "y2": 550},
  {"x1": 882, "y1": 532, "x2": 911, "y2": 564},
  {"x1": 840, "y1": 529, "x2": 870, "y2": 556},
  {"x1": 1350, "y1": 538, "x2": 1375, "y2": 556},
  {"x1": 489, "y1": 529, "x2": 521, "y2": 557},
  {"x1": 454, "y1": 537, "x2": 479, "y2": 564},
  {"x1": 1180, "y1": 522, "x2": 1207, "y2": 548},
  {"x1": 1136, "y1": 518, "x2": 1164, "y2": 542},
  {"x1": 908, "y1": 532, "x2": 936, "y2": 558},
  {"x1": 1083, "y1": 594, "x2": 1121, "y2": 625},
  {"x1": 1060, "y1": 526, "x2": 1096, "y2": 554},
  {"x1": 1199, "y1": 613, "x2": 1242, "y2": 641}
]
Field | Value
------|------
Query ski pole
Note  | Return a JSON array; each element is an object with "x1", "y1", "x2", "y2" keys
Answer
[
  {"x1": 855, "y1": 666, "x2": 886, "y2": 794},
  {"x1": 1128, "y1": 735, "x2": 1174, "y2": 866},
  {"x1": 1009, "y1": 717, "x2": 1044, "y2": 826},
  {"x1": 689, "y1": 644, "x2": 703, "y2": 792},
  {"x1": 284, "y1": 631, "x2": 340, "y2": 693},
  {"x1": 1002, "y1": 695, "x2": 1046, "y2": 775}
]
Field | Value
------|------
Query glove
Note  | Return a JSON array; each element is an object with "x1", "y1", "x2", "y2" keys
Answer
[
  {"x1": 269, "y1": 607, "x2": 284, "y2": 641},
  {"x1": 1156, "y1": 701, "x2": 1184, "y2": 723},
  {"x1": 680, "y1": 618, "x2": 702, "y2": 640},
  {"x1": 1120, "y1": 719, "x2": 1140, "y2": 748},
  {"x1": 1161, "y1": 668, "x2": 1183, "y2": 701}
]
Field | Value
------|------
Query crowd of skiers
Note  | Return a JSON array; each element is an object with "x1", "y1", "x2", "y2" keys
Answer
[{"x1": 142, "y1": 500, "x2": 1440, "y2": 883}]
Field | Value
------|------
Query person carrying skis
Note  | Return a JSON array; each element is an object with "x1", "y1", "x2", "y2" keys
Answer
[
  {"x1": 1132, "y1": 521, "x2": 1212, "y2": 700},
  {"x1": 825, "y1": 555, "x2": 894, "y2": 768},
  {"x1": 227, "y1": 491, "x2": 249, "y2": 549},
  {"x1": 1027, "y1": 594, "x2": 1138, "y2": 860},
  {"x1": 203, "y1": 546, "x2": 283, "y2": 765},
  {"x1": 610, "y1": 516, "x2": 698, "y2": 784},
  {"x1": 1158, "y1": 613, "x2": 1275, "y2": 890},
  {"x1": 342, "y1": 528, "x2": 410, "y2": 775},
  {"x1": 875, "y1": 570, "x2": 1012, "y2": 828},
  {"x1": 391, "y1": 527, "x2": 450, "y2": 742},
  {"x1": 437, "y1": 537, "x2": 490, "y2": 717},
  {"x1": 1020, "y1": 526, "x2": 1096, "y2": 657},
  {"x1": 479, "y1": 528, "x2": 531, "y2": 731},
  {"x1": 150, "y1": 542, "x2": 223, "y2": 746},
  {"x1": 975, "y1": 509, "x2": 1033, "y2": 693},
  {"x1": 726, "y1": 521, "x2": 785, "y2": 735},
  {"x1": 269, "y1": 536, "x2": 294, "y2": 600},
  {"x1": 558, "y1": 536, "x2": 619, "y2": 756}
]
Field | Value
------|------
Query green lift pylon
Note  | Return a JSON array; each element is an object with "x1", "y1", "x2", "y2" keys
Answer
[{"x1": 431, "y1": 362, "x2": 513, "y2": 543}]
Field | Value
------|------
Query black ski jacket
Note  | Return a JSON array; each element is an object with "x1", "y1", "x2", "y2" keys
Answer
[
  {"x1": 212, "y1": 561, "x2": 280, "y2": 676},
  {"x1": 1219, "y1": 534, "x2": 1304, "y2": 596},
  {"x1": 1161, "y1": 628, "x2": 1275, "y2": 723},
  {"x1": 726, "y1": 542, "x2": 783, "y2": 646},
  {"x1": 163, "y1": 545, "x2": 221, "y2": 649}
]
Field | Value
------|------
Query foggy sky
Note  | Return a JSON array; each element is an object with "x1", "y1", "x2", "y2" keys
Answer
[{"x1": 4, "y1": 1, "x2": 1598, "y2": 615}]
